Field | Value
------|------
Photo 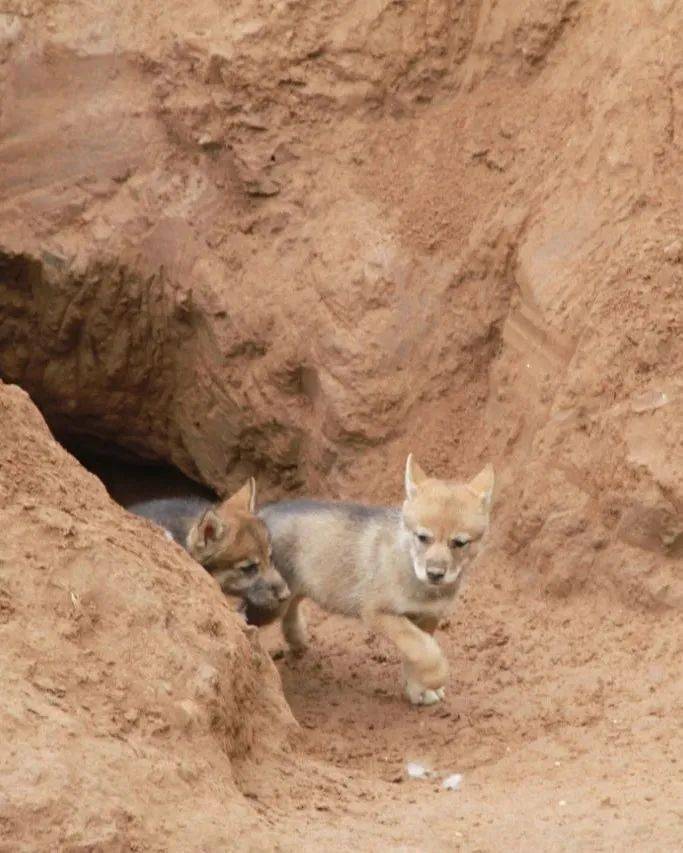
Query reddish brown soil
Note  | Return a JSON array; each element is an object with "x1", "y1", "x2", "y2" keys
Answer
[
  {"x1": 252, "y1": 561, "x2": 682, "y2": 851},
  {"x1": 0, "y1": 0, "x2": 682, "y2": 849},
  {"x1": 4, "y1": 384, "x2": 680, "y2": 849}
]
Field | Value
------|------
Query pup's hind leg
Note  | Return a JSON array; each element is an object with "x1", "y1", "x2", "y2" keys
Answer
[{"x1": 282, "y1": 594, "x2": 308, "y2": 653}]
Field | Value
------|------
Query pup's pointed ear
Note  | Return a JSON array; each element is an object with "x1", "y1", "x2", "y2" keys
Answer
[
  {"x1": 200, "y1": 509, "x2": 224, "y2": 544},
  {"x1": 228, "y1": 477, "x2": 256, "y2": 513},
  {"x1": 188, "y1": 508, "x2": 225, "y2": 555},
  {"x1": 467, "y1": 463, "x2": 495, "y2": 511},
  {"x1": 405, "y1": 453, "x2": 427, "y2": 499}
]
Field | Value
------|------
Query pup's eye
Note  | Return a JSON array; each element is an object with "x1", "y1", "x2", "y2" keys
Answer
[
  {"x1": 450, "y1": 537, "x2": 470, "y2": 549},
  {"x1": 416, "y1": 532, "x2": 431, "y2": 544},
  {"x1": 240, "y1": 562, "x2": 259, "y2": 577}
]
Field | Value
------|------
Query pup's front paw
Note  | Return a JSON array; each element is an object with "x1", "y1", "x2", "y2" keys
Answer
[{"x1": 405, "y1": 681, "x2": 445, "y2": 706}]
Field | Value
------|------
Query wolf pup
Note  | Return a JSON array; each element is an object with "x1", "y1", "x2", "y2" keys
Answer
[
  {"x1": 253, "y1": 456, "x2": 494, "y2": 705},
  {"x1": 127, "y1": 479, "x2": 291, "y2": 610}
]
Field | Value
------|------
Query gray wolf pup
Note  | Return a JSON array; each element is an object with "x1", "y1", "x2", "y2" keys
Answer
[
  {"x1": 253, "y1": 456, "x2": 494, "y2": 705},
  {"x1": 127, "y1": 479, "x2": 290, "y2": 611}
]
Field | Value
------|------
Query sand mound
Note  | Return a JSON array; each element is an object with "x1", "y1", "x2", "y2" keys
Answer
[{"x1": 0, "y1": 381, "x2": 295, "y2": 849}]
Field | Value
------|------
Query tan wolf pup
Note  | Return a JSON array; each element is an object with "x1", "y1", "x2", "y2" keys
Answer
[
  {"x1": 127, "y1": 479, "x2": 291, "y2": 610},
  {"x1": 255, "y1": 456, "x2": 494, "y2": 705}
]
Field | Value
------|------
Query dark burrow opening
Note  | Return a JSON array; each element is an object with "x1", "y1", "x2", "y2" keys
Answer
[
  {"x1": 5, "y1": 379, "x2": 283, "y2": 610},
  {"x1": 54, "y1": 429, "x2": 217, "y2": 512}
]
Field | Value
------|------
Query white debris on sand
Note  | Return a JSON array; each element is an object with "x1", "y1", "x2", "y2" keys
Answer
[
  {"x1": 405, "y1": 762, "x2": 430, "y2": 779},
  {"x1": 405, "y1": 763, "x2": 463, "y2": 790},
  {"x1": 442, "y1": 773, "x2": 463, "y2": 791}
]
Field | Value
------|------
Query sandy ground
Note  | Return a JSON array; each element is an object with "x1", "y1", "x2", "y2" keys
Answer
[
  {"x1": 44, "y1": 449, "x2": 682, "y2": 850},
  {"x1": 1, "y1": 384, "x2": 682, "y2": 851},
  {"x1": 244, "y1": 553, "x2": 683, "y2": 851}
]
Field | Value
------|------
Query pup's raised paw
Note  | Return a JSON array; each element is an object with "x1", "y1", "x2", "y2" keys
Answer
[{"x1": 405, "y1": 682, "x2": 445, "y2": 706}]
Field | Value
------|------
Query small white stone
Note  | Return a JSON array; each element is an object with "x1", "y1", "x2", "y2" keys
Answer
[
  {"x1": 442, "y1": 773, "x2": 463, "y2": 791},
  {"x1": 406, "y1": 762, "x2": 429, "y2": 779},
  {"x1": 559, "y1": 799, "x2": 567, "y2": 807}
]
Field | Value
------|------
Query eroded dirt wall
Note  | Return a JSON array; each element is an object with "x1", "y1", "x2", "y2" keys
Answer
[{"x1": 0, "y1": 0, "x2": 681, "y2": 610}]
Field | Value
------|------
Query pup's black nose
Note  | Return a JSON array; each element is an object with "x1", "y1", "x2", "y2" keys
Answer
[{"x1": 427, "y1": 568, "x2": 445, "y2": 584}]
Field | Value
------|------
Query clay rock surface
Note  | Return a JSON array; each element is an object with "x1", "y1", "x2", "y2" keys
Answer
[
  {"x1": 0, "y1": 0, "x2": 681, "y2": 610},
  {"x1": 0, "y1": 381, "x2": 295, "y2": 850}
]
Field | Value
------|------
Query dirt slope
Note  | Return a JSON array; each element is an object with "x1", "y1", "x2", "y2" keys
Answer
[{"x1": 0, "y1": 381, "x2": 297, "y2": 850}]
